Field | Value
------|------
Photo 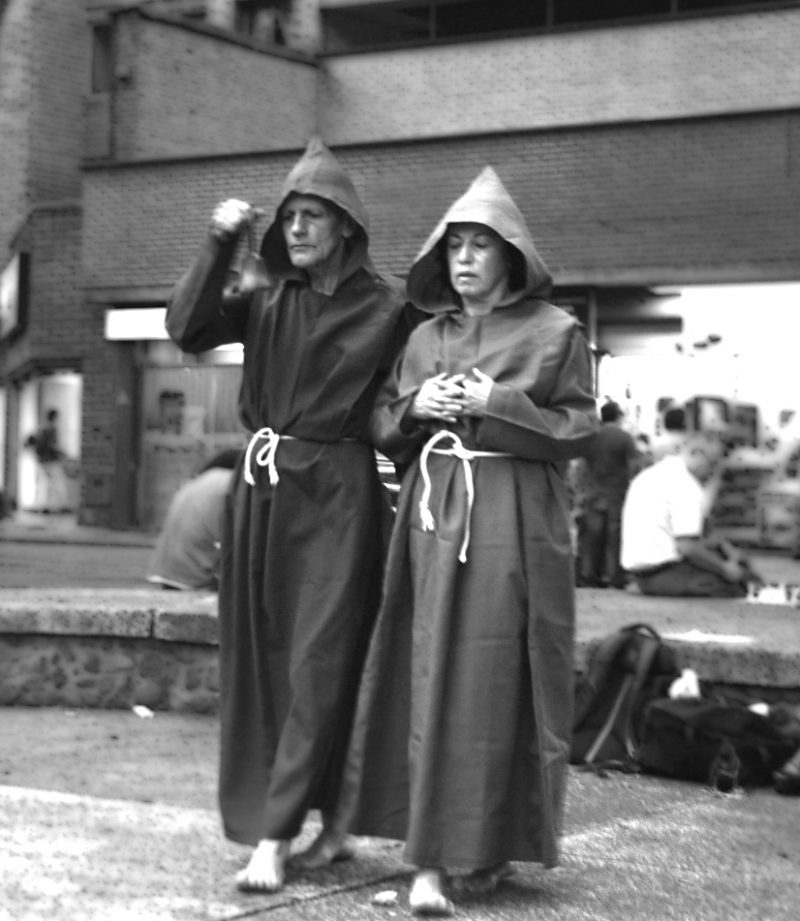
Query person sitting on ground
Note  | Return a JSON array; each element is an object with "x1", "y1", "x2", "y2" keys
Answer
[
  {"x1": 146, "y1": 451, "x2": 241, "y2": 591},
  {"x1": 621, "y1": 431, "x2": 761, "y2": 597}
]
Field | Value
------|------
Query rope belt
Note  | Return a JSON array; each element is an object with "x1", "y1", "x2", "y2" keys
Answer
[
  {"x1": 243, "y1": 427, "x2": 358, "y2": 486},
  {"x1": 243, "y1": 427, "x2": 292, "y2": 486},
  {"x1": 418, "y1": 430, "x2": 511, "y2": 564}
]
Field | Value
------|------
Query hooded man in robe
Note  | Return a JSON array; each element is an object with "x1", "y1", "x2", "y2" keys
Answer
[
  {"x1": 166, "y1": 138, "x2": 415, "y2": 891},
  {"x1": 337, "y1": 166, "x2": 597, "y2": 915}
]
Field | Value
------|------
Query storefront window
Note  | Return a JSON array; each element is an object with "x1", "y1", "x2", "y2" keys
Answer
[{"x1": 139, "y1": 341, "x2": 246, "y2": 528}]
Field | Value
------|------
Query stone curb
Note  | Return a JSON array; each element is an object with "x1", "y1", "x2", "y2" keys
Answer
[
  {"x1": 0, "y1": 588, "x2": 218, "y2": 644},
  {"x1": 2, "y1": 587, "x2": 799, "y2": 713}
]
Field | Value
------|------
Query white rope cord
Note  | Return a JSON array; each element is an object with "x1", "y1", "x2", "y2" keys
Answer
[
  {"x1": 418, "y1": 430, "x2": 511, "y2": 564},
  {"x1": 243, "y1": 427, "x2": 295, "y2": 486},
  {"x1": 243, "y1": 429, "x2": 358, "y2": 486}
]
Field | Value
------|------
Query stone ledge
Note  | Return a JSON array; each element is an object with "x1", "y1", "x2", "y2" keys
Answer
[
  {"x1": 154, "y1": 610, "x2": 219, "y2": 645},
  {"x1": 666, "y1": 639, "x2": 800, "y2": 689},
  {"x1": 1, "y1": 587, "x2": 799, "y2": 713},
  {"x1": 574, "y1": 636, "x2": 800, "y2": 692},
  {"x1": 574, "y1": 588, "x2": 800, "y2": 691},
  {"x1": 0, "y1": 589, "x2": 218, "y2": 645}
]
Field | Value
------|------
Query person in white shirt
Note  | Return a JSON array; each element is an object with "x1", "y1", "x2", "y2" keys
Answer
[{"x1": 621, "y1": 432, "x2": 760, "y2": 596}]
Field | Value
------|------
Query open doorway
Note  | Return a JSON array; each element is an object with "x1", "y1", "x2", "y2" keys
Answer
[{"x1": 17, "y1": 372, "x2": 82, "y2": 514}]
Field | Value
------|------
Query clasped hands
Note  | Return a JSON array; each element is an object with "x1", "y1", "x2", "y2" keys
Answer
[{"x1": 410, "y1": 369, "x2": 494, "y2": 423}]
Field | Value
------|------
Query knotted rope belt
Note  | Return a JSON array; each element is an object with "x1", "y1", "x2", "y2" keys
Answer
[
  {"x1": 243, "y1": 427, "x2": 357, "y2": 486},
  {"x1": 418, "y1": 430, "x2": 511, "y2": 564}
]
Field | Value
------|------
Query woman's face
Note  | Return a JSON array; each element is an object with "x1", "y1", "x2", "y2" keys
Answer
[
  {"x1": 445, "y1": 222, "x2": 510, "y2": 309},
  {"x1": 281, "y1": 194, "x2": 350, "y2": 273}
]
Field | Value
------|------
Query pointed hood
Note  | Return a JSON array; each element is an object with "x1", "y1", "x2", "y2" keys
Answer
[
  {"x1": 260, "y1": 137, "x2": 372, "y2": 280},
  {"x1": 407, "y1": 166, "x2": 553, "y2": 312}
]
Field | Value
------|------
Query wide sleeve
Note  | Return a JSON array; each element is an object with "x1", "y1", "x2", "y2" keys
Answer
[
  {"x1": 478, "y1": 322, "x2": 598, "y2": 461},
  {"x1": 166, "y1": 234, "x2": 251, "y2": 354},
  {"x1": 369, "y1": 322, "x2": 434, "y2": 464}
]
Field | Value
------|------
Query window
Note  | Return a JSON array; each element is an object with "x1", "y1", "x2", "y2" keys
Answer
[
  {"x1": 436, "y1": 0, "x2": 544, "y2": 38},
  {"x1": 678, "y1": 0, "x2": 757, "y2": 10},
  {"x1": 321, "y1": 0, "x2": 799, "y2": 52},
  {"x1": 90, "y1": 24, "x2": 113, "y2": 94},
  {"x1": 324, "y1": 0, "x2": 541, "y2": 49},
  {"x1": 235, "y1": 0, "x2": 288, "y2": 44},
  {"x1": 553, "y1": 0, "x2": 670, "y2": 27}
]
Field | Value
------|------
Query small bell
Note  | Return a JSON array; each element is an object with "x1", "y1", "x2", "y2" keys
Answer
[
  {"x1": 237, "y1": 213, "x2": 270, "y2": 293},
  {"x1": 239, "y1": 252, "x2": 270, "y2": 293}
]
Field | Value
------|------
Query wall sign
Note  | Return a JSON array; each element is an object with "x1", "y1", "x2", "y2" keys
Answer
[{"x1": 0, "y1": 252, "x2": 29, "y2": 340}]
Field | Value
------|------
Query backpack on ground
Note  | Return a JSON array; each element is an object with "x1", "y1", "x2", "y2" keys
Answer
[
  {"x1": 571, "y1": 623, "x2": 680, "y2": 771},
  {"x1": 638, "y1": 696, "x2": 798, "y2": 791}
]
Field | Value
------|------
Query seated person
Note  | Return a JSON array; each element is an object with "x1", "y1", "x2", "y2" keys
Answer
[
  {"x1": 621, "y1": 432, "x2": 761, "y2": 597},
  {"x1": 651, "y1": 405, "x2": 687, "y2": 461},
  {"x1": 146, "y1": 453, "x2": 239, "y2": 591}
]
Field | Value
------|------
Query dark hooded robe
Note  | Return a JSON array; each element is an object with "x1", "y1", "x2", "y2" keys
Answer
[
  {"x1": 341, "y1": 167, "x2": 597, "y2": 870},
  {"x1": 165, "y1": 139, "x2": 411, "y2": 845}
]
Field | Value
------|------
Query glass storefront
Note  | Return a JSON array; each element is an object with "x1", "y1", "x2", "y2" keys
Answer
[
  {"x1": 138, "y1": 340, "x2": 247, "y2": 529},
  {"x1": 17, "y1": 372, "x2": 82, "y2": 514}
]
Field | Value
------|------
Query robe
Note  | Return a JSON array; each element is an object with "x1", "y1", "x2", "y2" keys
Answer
[
  {"x1": 342, "y1": 166, "x2": 597, "y2": 870},
  {"x1": 165, "y1": 140, "x2": 411, "y2": 845}
]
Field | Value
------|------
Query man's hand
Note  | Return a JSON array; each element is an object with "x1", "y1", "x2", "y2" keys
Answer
[
  {"x1": 210, "y1": 199, "x2": 256, "y2": 240},
  {"x1": 721, "y1": 557, "x2": 748, "y2": 583}
]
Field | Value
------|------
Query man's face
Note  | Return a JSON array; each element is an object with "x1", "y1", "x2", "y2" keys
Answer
[
  {"x1": 682, "y1": 436, "x2": 724, "y2": 483},
  {"x1": 281, "y1": 194, "x2": 350, "y2": 273}
]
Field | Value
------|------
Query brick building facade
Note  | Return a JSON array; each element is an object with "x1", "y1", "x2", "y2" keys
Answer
[{"x1": 1, "y1": 0, "x2": 799, "y2": 528}]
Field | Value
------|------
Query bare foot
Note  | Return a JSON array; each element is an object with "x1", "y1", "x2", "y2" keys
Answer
[
  {"x1": 452, "y1": 862, "x2": 514, "y2": 895},
  {"x1": 235, "y1": 839, "x2": 290, "y2": 892},
  {"x1": 409, "y1": 868, "x2": 454, "y2": 916},
  {"x1": 290, "y1": 830, "x2": 356, "y2": 869}
]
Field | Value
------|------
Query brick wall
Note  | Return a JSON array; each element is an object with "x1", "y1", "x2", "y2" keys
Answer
[
  {"x1": 319, "y1": 8, "x2": 800, "y2": 145},
  {"x1": 80, "y1": 341, "x2": 123, "y2": 526},
  {"x1": 111, "y1": 10, "x2": 317, "y2": 161},
  {"x1": 285, "y1": 0, "x2": 323, "y2": 53},
  {"x1": 1, "y1": 204, "x2": 84, "y2": 376},
  {"x1": 83, "y1": 111, "x2": 800, "y2": 295},
  {"x1": 28, "y1": 0, "x2": 87, "y2": 201},
  {"x1": 26, "y1": 207, "x2": 85, "y2": 354},
  {"x1": 83, "y1": 149, "x2": 300, "y2": 290},
  {"x1": 0, "y1": 0, "x2": 86, "y2": 252},
  {"x1": 0, "y1": 0, "x2": 33, "y2": 250}
]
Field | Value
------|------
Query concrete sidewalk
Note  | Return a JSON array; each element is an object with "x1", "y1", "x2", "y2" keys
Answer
[{"x1": 2, "y1": 706, "x2": 798, "y2": 921}]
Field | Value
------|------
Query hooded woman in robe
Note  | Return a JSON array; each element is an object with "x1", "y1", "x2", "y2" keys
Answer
[
  {"x1": 166, "y1": 138, "x2": 413, "y2": 891},
  {"x1": 339, "y1": 166, "x2": 597, "y2": 915}
]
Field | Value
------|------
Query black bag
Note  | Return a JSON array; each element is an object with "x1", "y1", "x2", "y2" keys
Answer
[
  {"x1": 638, "y1": 697, "x2": 798, "y2": 791},
  {"x1": 571, "y1": 623, "x2": 680, "y2": 770}
]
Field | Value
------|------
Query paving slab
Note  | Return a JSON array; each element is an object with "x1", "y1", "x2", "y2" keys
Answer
[{"x1": 1, "y1": 708, "x2": 798, "y2": 921}]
